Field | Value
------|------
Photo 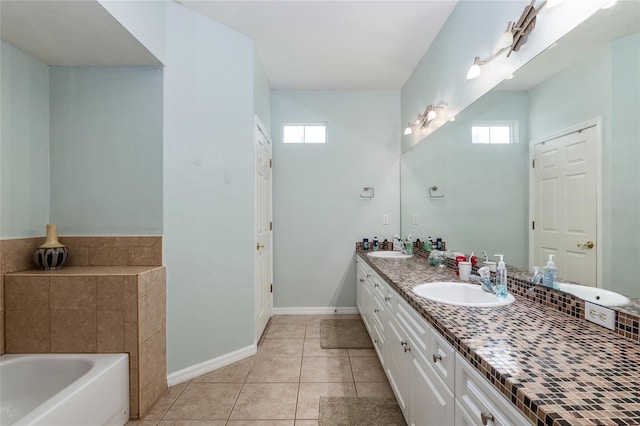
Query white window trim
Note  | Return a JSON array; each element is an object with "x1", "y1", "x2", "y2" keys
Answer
[
  {"x1": 471, "y1": 120, "x2": 519, "y2": 144},
  {"x1": 282, "y1": 123, "x2": 327, "y2": 144}
]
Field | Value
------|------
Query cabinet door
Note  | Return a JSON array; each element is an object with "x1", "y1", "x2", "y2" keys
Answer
[
  {"x1": 385, "y1": 315, "x2": 409, "y2": 417},
  {"x1": 409, "y1": 341, "x2": 455, "y2": 426}
]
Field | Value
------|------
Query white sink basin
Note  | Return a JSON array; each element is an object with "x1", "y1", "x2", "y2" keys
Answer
[
  {"x1": 412, "y1": 282, "x2": 515, "y2": 307},
  {"x1": 366, "y1": 251, "x2": 413, "y2": 259},
  {"x1": 557, "y1": 282, "x2": 629, "y2": 307}
]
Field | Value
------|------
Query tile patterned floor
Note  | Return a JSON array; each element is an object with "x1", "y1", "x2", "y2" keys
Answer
[{"x1": 126, "y1": 314, "x2": 395, "y2": 426}]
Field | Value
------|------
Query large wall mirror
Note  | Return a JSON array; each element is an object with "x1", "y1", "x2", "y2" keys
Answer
[{"x1": 401, "y1": 2, "x2": 640, "y2": 302}]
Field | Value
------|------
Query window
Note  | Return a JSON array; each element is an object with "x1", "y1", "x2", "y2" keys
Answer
[
  {"x1": 471, "y1": 121, "x2": 518, "y2": 144},
  {"x1": 283, "y1": 124, "x2": 326, "y2": 144}
]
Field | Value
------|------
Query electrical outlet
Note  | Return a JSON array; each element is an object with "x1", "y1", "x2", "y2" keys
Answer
[
  {"x1": 585, "y1": 301, "x2": 616, "y2": 331},
  {"x1": 412, "y1": 214, "x2": 419, "y2": 225},
  {"x1": 382, "y1": 214, "x2": 389, "y2": 225}
]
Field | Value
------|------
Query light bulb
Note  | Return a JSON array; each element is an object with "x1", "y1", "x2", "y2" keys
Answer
[
  {"x1": 403, "y1": 126, "x2": 412, "y2": 136},
  {"x1": 601, "y1": 0, "x2": 617, "y2": 9},
  {"x1": 426, "y1": 109, "x2": 437, "y2": 121},
  {"x1": 495, "y1": 22, "x2": 514, "y2": 50},
  {"x1": 466, "y1": 57, "x2": 482, "y2": 80},
  {"x1": 545, "y1": 0, "x2": 567, "y2": 8}
]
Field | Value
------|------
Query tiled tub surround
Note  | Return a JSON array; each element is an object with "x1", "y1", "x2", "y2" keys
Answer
[
  {"x1": 356, "y1": 249, "x2": 640, "y2": 425},
  {"x1": 4, "y1": 265, "x2": 167, "y2": 419},
  {"x1": 0, "y1": 236, "x2": 163, "y2": 355}
]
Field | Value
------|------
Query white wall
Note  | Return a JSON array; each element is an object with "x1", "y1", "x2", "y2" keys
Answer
[
  {"x1": 271, "y1": 90, "x2": 400, "y2": 308},
  {"x1": 253, "y1": 49, "x2": 272, "y2": 134},
  {"x1": 49, "y1": 66, "x2": 163, "y2": 235},
  {"x1": 0, "y1": 41, "x2": 50, "y2": 238},
  {"x1": 163, "y1": 2, "x2": 256, "y2": 373}
]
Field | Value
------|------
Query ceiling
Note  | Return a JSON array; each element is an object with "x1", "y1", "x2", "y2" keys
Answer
[
  {"x1": 179, "y1": 1, "x2": 458, "y2": 90},
  {"x1": 1, "y1": 0, "x2": 458, "y2": 90},
  {"x1": 0, "y1": 0, "x2": 161, "y2": 66}
]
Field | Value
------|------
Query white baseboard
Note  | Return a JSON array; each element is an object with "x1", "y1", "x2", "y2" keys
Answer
[
  {"x1": 272, "y1": 307, "x2": 359, "y2": 315},
  {"x1": 167, "y1": 344, "x2": 257, "y2": 387}
]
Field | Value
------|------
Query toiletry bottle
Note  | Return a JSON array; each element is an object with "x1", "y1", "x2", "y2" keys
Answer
[
  {"x1": 405, "y1": 235, "x2": 413, "y2": 255},
  {"x1": 363, "y1": 238, "x2": 369, "y2": 250},
  {"x1": 436, "y1": 238, "x2": 442, "y2": 250},
  {"x1": 494, "y1": 254, "x2": 507, "y2": 298},
  {"x1": 543, "y1": 254, "x2": 558, "y2": 289},
  {"x1": 425, "y1": 237, "x2": 432, "y2": 251},
  {"x1": 382, "y1": 239, "x2": 388, "y2": 250},
  {"x1": 373, "y1": 237, "x2": 379, "y2": 251}
]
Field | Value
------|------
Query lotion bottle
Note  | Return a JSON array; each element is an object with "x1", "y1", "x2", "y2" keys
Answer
[
  {"x1": 494, "y1": 254, "x2": 507, "y2": 299},
  {"x1": 543, "y1": 254, "x2": 558, "y2": 289}
]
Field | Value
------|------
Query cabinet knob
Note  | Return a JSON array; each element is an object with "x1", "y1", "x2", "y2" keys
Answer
[
  {"x1": 367, "y1": 274, "x2": 371, "y2": 278},
  {"x1": 374, "y1": 283, "x2": 379, "y2": 288},
  {"x1": 374, "y1": 339, "x2": 379, "y2": 344},
  {"x1": 359, "y1": 278, "x2": 364, "y2": 282},
  {"x1": 384, "y1": 296, "x2": 391, "y2": 302},
  {"x1": 481, "y1": 412, "x2": 495, "y2": 425},
  {"x1": 374, "y1": 309, "x2": 380, "y2": 313},
  {"x1": 404, "y1": 346, "x2": 411, "y2": 353},
  {"x1": 432, "y1": 354, "x2": 442, "y2": 363},
  {"x1": 400, "y1": 340, "x2": 407, "y2": 346}
]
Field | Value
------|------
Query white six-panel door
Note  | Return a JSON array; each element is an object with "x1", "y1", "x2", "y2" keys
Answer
[
  {"x1": 255, "y1": 119, "x2": 273, "y2": 340},
  {"x1": 533, "y1": 125, "x2": 598, "y2": 286}
]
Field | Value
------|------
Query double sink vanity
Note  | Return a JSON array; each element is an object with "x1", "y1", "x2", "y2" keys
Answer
[{"x1": 356, "y1": 248, "x2": 640, "y2": 426}]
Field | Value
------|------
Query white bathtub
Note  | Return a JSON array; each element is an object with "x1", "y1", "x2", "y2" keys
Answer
[{"x1": 0, "y1": 353, "x2": 129, "y2": 426}]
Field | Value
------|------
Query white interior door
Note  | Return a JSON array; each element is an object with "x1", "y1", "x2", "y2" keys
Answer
[
  {"x1": 255, "y1": 118, "x2": 273, "y2": 340},
  {"x1": 533, "y1": 125, "x2": 598, "y2": 286}
]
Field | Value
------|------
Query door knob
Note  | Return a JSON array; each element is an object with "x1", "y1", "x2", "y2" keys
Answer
[
  {"x1": 577, "y1": 241, "x2": 594, "y2": 249},
  {"x1": 256, "y1": 242, "x2": 265, "y2": 250}
]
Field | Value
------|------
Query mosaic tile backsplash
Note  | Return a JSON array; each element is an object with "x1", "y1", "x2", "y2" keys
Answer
[{"x1": 356, "y1": 246, "x2": 640, "y2": 426}]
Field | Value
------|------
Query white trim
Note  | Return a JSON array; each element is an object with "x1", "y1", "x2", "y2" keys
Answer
[
  {"x1": 167, "y1": 344, "x2": 257, "y2": 387},
  {"x1": 528, "y1": 117, "x2": 602, "y2": 287},
  {"x1": 272, "y1": 307, "x2": 359, "y2": 315}
]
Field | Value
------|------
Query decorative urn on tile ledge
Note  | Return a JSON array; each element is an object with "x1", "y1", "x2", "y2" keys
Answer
[{"x1": 33, "y1": 224, "x2": 69, "y2": 269}]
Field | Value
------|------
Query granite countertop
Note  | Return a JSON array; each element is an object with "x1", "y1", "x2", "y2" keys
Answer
[
  {"x1": 357, "y1": 250, "x2": 640, "y2": 426},
  {"x1": 6, "y1": 265, "x2": 164, "y2": 276}
]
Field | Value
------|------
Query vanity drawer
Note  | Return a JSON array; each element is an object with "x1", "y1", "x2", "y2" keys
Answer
[
  {"x1": 395, "y1": 295, "x2": 430, "y2": 354},
  {"x1": 455, "y1": 353, "x2": 532, "y2": 425},
  {"x1": 371, "y1": 293, "x2": 386, "y2": 333},
  {"x1": 429, "y1": 328, "x2": 455, "y2": 390}
]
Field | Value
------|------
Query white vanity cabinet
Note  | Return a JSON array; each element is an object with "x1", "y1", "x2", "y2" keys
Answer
[{"x1": 355, "y1": 255, "x2": 533, "y2": 426}]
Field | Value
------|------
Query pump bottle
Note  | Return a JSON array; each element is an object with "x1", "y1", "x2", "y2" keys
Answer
[
  {"x1": 494, "y1": 254, "x2": 508, "y2": 298},
  {"x1": 543, "y1": 254, "x2": 558, "y2": 289}
]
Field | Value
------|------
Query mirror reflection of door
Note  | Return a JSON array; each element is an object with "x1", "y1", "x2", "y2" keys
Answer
[{"x1": 533, "y1": 125, "x2": 598, "y2": 287}]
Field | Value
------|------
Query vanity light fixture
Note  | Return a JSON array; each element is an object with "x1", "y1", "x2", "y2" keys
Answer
[
  {"x1": 403, "y1": 105, "x2": 445, "y2": 136},
  {"x1": 467, "y1": 0, "x2": 556, "y2": 80}
]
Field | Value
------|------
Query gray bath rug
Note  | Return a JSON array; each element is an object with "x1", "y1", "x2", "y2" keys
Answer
[
  {"x1": 320, "y1": 319, "x2": 373, "y2": 349},
  {"x1": 319, "y1": 396, "x2": 405, "y2": 426}
]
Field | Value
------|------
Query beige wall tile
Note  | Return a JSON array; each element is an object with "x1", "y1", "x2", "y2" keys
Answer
[
  {"x1": 0, "y1": 318, "x2": 4, "y2": 354},
  {"x1": 5, "y1": 310, "x2": 50, "y2": 352},
  {"x1": 128, "y1": 246, "x2": 162, "y2": 266},
  {"x1": 138, "y1": 236, "x2": 162, "y2": 247},
  {"x1": 50, "y1": 276, "x2": 97, "y2": 310},
  {"x1": 97, "y1": 275, "x2": 126, "y2": 310},
  {"x1": 97, "y1": 310, "x2": 125, "y2": 352},
  {"x1": 125, "y1": 322, "x2": 139, "y2": 368},
  {"x1": 5, "y1": 276, "x2": 50, "y2": 310},
  {"x1": 130, "y1": 367, "x2": 140, "y2": 418},
  {"x1": 141, "y1": 382, "x2": 187, "y2": 420},
  {"x1": 51, "y1": 310, "x2": 97, "y2": 352},
  {"x1": 91, "y1": 236, "x2": 140, "y2": 247},
  {"x1": 125, "y1": 276, "x2": 139, "y2": 322},
  {"x1": 146, "y1": 272, "x2": 166, "y2": 338},
  {"x1": 65, "y1": 247, "x2": 90, "y2": 266},
  {"x1": 90, "y1": 247, "x2": 129, "y2": 266},
  {"x1": 139, "y1": 295, "x2": 149, "y2": 342},
  {"x1": 139, "y1": 330, "x2": 168, "y2": 417},
  {"x1": 1, "y1": 237, "x2": 43, "y2": 272}
]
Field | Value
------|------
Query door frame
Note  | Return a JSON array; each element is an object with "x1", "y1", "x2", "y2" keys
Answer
[
  {"x1": 254, "y1": 115, "x2": 273, "y2": 342},
  {"x1": 528, "y1": 117, "x2": 602, "y2": 287}
]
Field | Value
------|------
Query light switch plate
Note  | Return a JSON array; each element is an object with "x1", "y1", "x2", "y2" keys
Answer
[
  {"x1": 412, "y1": 214, "x2": 419, "y2": 225},
  {"x1": 585, "y1": 301, "x2": 616, "y2": 331},
  {"x1": 382, "y1": 214, "x2": 389, "y2": 225}
]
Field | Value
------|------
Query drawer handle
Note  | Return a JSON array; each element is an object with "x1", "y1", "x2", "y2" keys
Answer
[
  {"x1": 367, "y1": 274, "x2": 371, "y2": 278},
  {"x1": 374, "y1": 283, "x2": 380, "y2": 288},
  {"x1": 400, "y1": 340, "x2": 407, "y2": 346},
  {"x1": 384, "y1": 296, "x2": 391, "y2": 302},
  {"x1": 374, "y1": 339, "x2": 379, "y2": 344},
  {"x1": 481, "y1": 412, "x2": 495, "y2": 425},
  {"x1": 404, "y1": 346, "x2": 411, "y2": 353},
  {"x1": 359, "y1": 278, "x2": 364, "y2": 283},
  {"x1": 432, "y1": 354, "x2": 442, "y2": 363},
  {"x1": 374, "y1": 309, "x2": 380, "y2": 313}
]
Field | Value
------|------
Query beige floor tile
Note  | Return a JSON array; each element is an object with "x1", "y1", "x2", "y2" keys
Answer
[
  {"x1": 265, "y1": 322, "x2": 306, "y2": 339},
  {"x1": 270, "y1": 315, "x2": 309, "y2": 324},
  {"x1": 304, "y1": 322, "x2": 320, "y2": 339},
  {"x1": 347, "y1": 348, "x2": 377, "y2": 357},
  {"x1": 246, "y1": 357, "x2": 301, "y2": 382},
  {"x1": 257, "y1": 338, "x2": 304, "y2": 358},
  {"x1": 350, "y1": 356, "x2": 387, "y2": 382},
  {"x1": 229, "y1": 383, "x2": 298, "y2": 420},
  {"x1": 355, "y1": 381, "x2": 395, "y2": 398},
  {"x1": 157, "y1": 421, "x2": 226, "y2": 426},
  {"x1": 302, "y1": 339, "x2": 348, "y2": 357},
  {"x1": 226, "y1": 421, "x2": 294, "y2": 425},
  {"x1": 126, "y1": 421, "x2": 159, "y2": 426},
  {"x1": 300, "y1": 357, "x2": 353, "y2": 383},
  {"x1": 295, "y1": 382, "x2": 357, "y2": 420},
  {"x1": 142, "y1": 382, "x2": 188, "y2": 419},
  {"x1": 163, "y1": 383, "x2": 242, "y2": 420},
  {"x1": 294, "y1": 421, "x2": 319, "y2": 426},
  {"x1": 192, "y1": 357, "x2": 254, "y2": 383}
]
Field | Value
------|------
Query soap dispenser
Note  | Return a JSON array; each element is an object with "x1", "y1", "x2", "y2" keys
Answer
[
  {"x1": 494, "y1": 254, "x2": 508, "y2": 299},
  {"x1": 543, "y1": 254, "x2": 558, "y2": 289}
]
